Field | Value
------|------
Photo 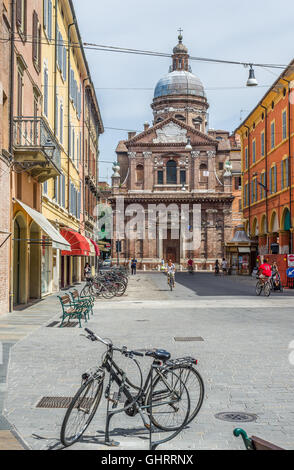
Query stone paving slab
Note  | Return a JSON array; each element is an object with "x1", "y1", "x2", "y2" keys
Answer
[{"x1": 1, "y1": 273, "x2": 294, "y2": 450}]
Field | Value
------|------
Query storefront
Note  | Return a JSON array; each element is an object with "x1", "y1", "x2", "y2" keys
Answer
[
  {"x1": 13, "y1": 200, "x2": 70, "y2": 305},
  {"x1": 225, "y1": 225, "x2": 257, "y2": 275},
  {"x1": 60, "y1": 229, "x2": 90, "y2": 288}
]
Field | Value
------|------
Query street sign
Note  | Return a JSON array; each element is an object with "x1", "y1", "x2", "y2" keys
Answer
[
  {"x1": 288, "y1": 254, "x2": 294, "y2": 267},
  {"x1": 287, "y1": 267, "x2": 294, "y2": 278}
]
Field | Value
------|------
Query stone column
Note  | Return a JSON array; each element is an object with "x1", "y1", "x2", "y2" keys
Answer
[
  {"x1": 223, "y1": 208, "x2": 232, "y2": 254},
  {"x1": 206, "y1": 208, "x2": 218, "y2": 259},
  {"x1": 191, "y1": 151, "x2": 200, "y2": 191},
  {"x1": 207, "y1": 150, "x2": 216, "y2": 191},
  {"x1": 143, "y1": 151, "x2": 152, "y2": 191},
  {"x1": 128, "y1": 152, "x2": 137, "y2": 189}
]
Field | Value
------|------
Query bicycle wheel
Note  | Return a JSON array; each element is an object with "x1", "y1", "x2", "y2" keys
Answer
[
  {"x1": 146, "y1": 369, "x2": 190, "y2": 431},
  {"x1": 264, "y1": 282, "x2": 271, "y2": 297},
  {"x1": 60, "y1": 377, "x2": 103, "y2": 447},
  {"x1": 166, "y1": 365, "x2": 204, "y2": 425},
  {"x1": 80, "y1": 284, "x2": 93, "y2": 297},
  {"x1": 255, "y1": 281, "x2": 262, "y2": 296}
]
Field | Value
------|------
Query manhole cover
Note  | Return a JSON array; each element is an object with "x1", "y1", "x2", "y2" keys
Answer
[
  {"x1": 215, "y1": 412, "x2": 257, "y2": 422},
  {"x1": 174, "y1": 337, "x2": 204, "y2": 342},
  {"x1": 36, "y1": 396, "x2": 94, "y2": 409}
]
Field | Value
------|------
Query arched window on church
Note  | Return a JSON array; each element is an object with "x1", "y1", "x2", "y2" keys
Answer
[
  {"x1": 166, "y1": 160, "x2": 177, "y2": 184},
  {"x1": 200, "y1": 163, "x2": 208, "y2": 182},
  {"x1": 175, "y1": 114, "x2": 185, "y2": 121},
  {"x1": 136, "y1": 164, "x2": 144, "y2": 184}
]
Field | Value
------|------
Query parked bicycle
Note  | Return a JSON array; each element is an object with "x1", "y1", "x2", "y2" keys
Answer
[{"x1": 60, "y1": 328, "x2": 204, "y2": 448}]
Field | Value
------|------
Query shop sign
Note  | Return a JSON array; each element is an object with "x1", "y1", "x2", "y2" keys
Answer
[
  {"x1": 287, "y1": 267, "x2": 294, "y2": 278},
  {"x1": 288, "y1": 254, "x2": 294, "y2": 267}
]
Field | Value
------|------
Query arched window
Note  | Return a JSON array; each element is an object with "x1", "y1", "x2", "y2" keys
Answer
[
  {"x1": 136, "y1": 164, "x2": 144, "y2": 184},
  {"x1": 166, "y1": 160, "x2": 177, "y2": 184},
  {"x1": 200, "y1": 163, "x2": 208, "y2": 181},
  {"x1": 175, "y1": 114, "x2": 185, "y2": 121}
]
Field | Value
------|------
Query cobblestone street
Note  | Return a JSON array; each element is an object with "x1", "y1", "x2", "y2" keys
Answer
[{"x1": 0, "y1": 272, "x2": 294, "y2": 450}]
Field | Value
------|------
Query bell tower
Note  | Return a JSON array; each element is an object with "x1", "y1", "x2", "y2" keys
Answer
[{"x1": 171, "y1": 30, "x2": 190, "y2": 72}]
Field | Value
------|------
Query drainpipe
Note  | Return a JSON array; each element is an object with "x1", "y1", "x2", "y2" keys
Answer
[
  {"x1": 67, "y1": 22, "x2": 75, "y2": 213},
  {"x1": 260, "y1": 104, "x2": 269, "y2": 253},
  {"x1": 244, "y1": 125, "x2": 251, "y2": 238},
  {"x1": 9, "y1": 0, "x2": 16, "y2": 312}
]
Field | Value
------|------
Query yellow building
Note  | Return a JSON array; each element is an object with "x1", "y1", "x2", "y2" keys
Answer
[{"x1": 41, "y1": 0, "x2": 103, "y2": 292}]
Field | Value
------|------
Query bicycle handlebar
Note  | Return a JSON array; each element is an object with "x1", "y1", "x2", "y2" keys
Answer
[
  {"x1": 84, "y1": 328, "x2": 144, "y2": 357},
  {"x1": 85, "y1": 328, "x2": 112, "y2": 346}
]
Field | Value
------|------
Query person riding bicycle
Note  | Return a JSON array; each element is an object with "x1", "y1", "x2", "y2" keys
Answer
[
  {"x1": 84, "y1": 262, "x2": 92, "y2": 280},
  {"x1": 166, "y1": 259, "x2": 176, "y2": 287},
  {"x1": 258, "y1": 258, "x2": 272, "y2": 282},
  {"x1": 187, "y1": 257, "x2": 194, "y2": 273}
]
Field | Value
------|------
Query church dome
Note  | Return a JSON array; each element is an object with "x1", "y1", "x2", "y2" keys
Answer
[{"x1": 154, "y1": 70, "x2": 206, "y2": 99}]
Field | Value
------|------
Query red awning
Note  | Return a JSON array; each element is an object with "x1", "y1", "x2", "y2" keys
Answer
[
  {"x1": 60, "y1": 229, "x2": 90, "y2": 256},
  {"x1": 90, "y1": 239, "x2": 100, "y2": 256}
]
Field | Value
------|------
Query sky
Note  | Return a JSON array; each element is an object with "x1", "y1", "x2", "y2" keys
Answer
[{"x1": 72, "y1": 0, "x2": 294, "y2": 183}]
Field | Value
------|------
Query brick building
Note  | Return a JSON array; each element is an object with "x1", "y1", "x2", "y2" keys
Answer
[
  {"x1": 0, "y1": 0, "x2": 11, "y2": 314},
  {"x1": 112, "y1": 35, "x2": 241, "y2": 270},
  {"x1": 236, "y1": 59, "x2": 294, "y2": 283}
]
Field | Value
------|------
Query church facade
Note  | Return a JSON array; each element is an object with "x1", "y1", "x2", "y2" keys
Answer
[{"x1": 111, "y1": 34, "x2": 242, "y2": 270}]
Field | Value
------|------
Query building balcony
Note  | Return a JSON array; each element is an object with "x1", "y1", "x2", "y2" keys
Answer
[{"x1": 13, "y1": 116, "x2": 61, "y2": 182}]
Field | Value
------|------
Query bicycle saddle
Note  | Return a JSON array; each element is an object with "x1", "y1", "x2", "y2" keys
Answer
[{"x1": 145, "y1": 349, "x2": 171, "y2": 362}]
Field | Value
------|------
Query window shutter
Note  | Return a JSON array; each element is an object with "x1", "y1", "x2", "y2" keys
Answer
[
  {"x1": 43, "y1": 0, "x2": 47, "y2": 31},
  {"x1": 55, "y1": 95, "x2": 58, "y2": 136},
  {"x1": 63, "y1": 46, "x2": 67, "y2": 80},
  {"x1": 44, "y1": 69, "x2": 48, "y2": 116},
  {"x1": 260, "y1": 175, "x2": 263, "y2": 199},
  {"x1": 274, "y1": 165, "x2": 277, "y2": 193},
  {"x1": 32, "y1": 11, "x2": 38, "y2": 62},
  {"x1": 48, "y1": 0, "x2": 52, "y2": 40},
  {"x1": 68, "y1": 122, "x2": 71, "y2": 156},
  {"x1": 16, "y1": 0, "x2": 22, "y2": 26},
  {"x1": 38, "y1": 24, "x2": 42, "y2": 70},
  {"x1": 60, "y1": 105, "x2": 63, "y2": 143},
  {"x1": 281, "y1": 161, "x2": 284, "y2": 190},
  {"x1": 286, "y1": 158, "x2": 289, "y2": 187}
]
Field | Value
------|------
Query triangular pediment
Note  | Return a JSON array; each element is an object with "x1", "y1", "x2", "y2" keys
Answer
[{"x1": 127, "y1": 116, "x2": 218, "y2": 146}]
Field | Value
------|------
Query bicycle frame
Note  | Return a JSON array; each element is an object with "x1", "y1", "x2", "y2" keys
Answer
[{"x1": 98, "y1": 347, "x2": 187, "y2": 446}]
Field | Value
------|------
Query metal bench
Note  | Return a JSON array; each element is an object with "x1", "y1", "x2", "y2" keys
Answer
[
  {"x1": 70, "y1": 289, "x2": 93, "y2": 318},
  {"x1": 57, "y1": 294, "x2": 86, "y2": 328},
  {"x1": 233, "y1": 428, "x2": 284, "y2": 450}
]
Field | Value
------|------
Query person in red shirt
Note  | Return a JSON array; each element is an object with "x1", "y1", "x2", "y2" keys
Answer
[
  {"x1": 258, "y1": 258, "x2": 272, "y2": 280},
  {"x1": 187, "y1": 258, "x2": 194, "y2": 273}
]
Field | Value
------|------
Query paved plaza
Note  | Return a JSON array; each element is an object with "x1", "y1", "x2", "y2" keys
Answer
[{"x1": 1, "y1": 272, "x2": 294, "y2": 450}]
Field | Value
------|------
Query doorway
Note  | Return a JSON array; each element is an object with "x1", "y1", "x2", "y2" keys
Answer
[
  {"x1": 29, "y1": 221, "x2": 41, "y2": 299},
  {"x1": 13, "y1": 214, "x2": 27, "y2": 305}
]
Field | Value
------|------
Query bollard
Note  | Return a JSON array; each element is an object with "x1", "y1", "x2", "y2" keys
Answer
[
  {"x1": 143, "y1": 265, "x2": 146, "y2": 271},
  {"x1": 210, "y1": 265, "x2": 212, "y2": 271}
]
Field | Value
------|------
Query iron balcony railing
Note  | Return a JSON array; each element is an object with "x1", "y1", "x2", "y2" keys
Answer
[{"x1": 13, "y1": 116, "x2": 61, "y2": 171}]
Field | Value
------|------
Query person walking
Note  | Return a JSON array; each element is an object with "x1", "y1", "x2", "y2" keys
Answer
[
  {"x1": 131, "y1": 257, "x2": 137, "y2": 275},
  {"x1": 84, "y1": 262, "x2": 91, "y2": 280},
  {"x1": 221, "y1": 258, "x2": 228, "y2": 275},
  {"x1": 214, "y1": 259, "x2": 220, "y2": 275}
]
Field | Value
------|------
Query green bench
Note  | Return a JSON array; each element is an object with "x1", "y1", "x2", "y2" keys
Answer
[
  {"x1": 57, "y1": 294, "x2": 87, "y2": 328},
  {"x1": 233, "y1": 428, "x2": 284, "y2": 450},
  {"x1": 70, "y1": 289, "x2": 94, "y2": 318}
]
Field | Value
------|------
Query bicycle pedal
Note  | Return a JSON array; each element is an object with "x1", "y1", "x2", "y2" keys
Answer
[{"x1": 144, "y1": 423, "x2": 151, "y2": 430}]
